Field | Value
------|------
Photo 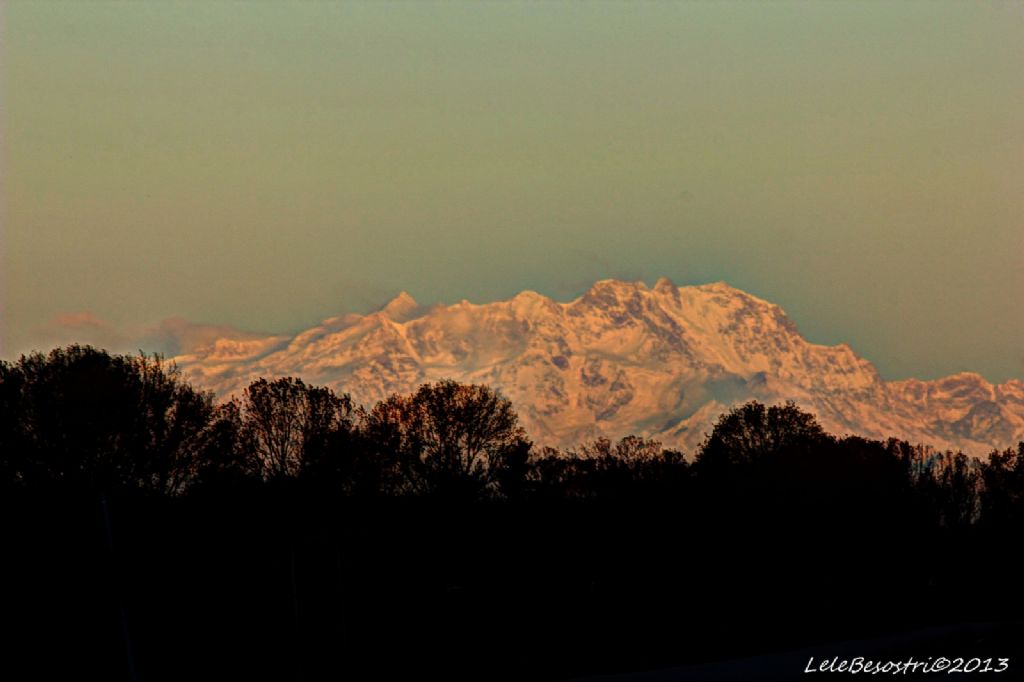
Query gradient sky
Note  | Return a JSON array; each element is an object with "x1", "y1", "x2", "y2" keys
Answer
[{"x1": 2, "y1": 1, "x2": 1022, "y2": 382}]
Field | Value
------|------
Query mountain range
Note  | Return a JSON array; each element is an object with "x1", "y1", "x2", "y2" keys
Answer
[{"x1": 171, "y1": 278, "x2": 1024, "y2": 455}]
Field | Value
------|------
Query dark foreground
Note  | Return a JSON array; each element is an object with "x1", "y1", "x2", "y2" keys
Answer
[{"x1": 8, "y1": 491, "x2": 1023, "y2": 681}]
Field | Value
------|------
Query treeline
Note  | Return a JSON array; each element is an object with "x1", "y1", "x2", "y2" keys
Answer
[
  {"x1": 3, "y1": 346, "x2": 1024, "y2": 681},
  {"x1": 3, "y1": 345, "x2": 1022, "y2": 521}
]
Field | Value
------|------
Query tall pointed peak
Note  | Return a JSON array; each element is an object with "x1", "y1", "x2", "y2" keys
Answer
[
  {"x1": 389, "y1": 290, "x2": 417, "y2": 306},
  {"x1": 378, "y1": 291, "x2": 421, "y2": 322}
]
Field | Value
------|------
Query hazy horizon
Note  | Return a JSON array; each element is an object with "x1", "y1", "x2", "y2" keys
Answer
[{"x1": 3, "y1": 2, "x2": 1022, "y2": 382}]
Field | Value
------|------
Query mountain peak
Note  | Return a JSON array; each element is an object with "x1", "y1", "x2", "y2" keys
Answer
[
  {"x1": 577, "y1": 278, "x2": 646, "y2": 304},
  {"x1": 510, "y1": 289, "x2": 555, "y2": 307},
  {"x1": 571, "y1": 280, "x2": 649, "y2": 318},
  {"x1": 378, "y1": 291, "x2": 421, "y2": 322},
  {"x1": 653, "y1": 276, "x2": 678, "y2": 294}
]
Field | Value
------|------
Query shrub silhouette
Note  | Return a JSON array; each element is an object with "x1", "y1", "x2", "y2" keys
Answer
[{"x1": 528, "y1": 435, "x2": 688, "y2": 500}]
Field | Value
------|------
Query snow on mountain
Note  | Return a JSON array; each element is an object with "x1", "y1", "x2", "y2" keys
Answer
[{"x1": 171, "y1": 278, "x2": 1024, "y2": 455}]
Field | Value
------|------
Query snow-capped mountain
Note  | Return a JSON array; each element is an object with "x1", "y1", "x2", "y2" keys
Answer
[{"x1": 171, "y1": 278, "x2": 1024, "y2": 455}]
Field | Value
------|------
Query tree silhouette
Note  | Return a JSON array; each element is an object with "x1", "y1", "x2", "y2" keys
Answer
[
  {"x1": 918, "y1": 450, "x2": 983, "y2": 528},
  {"x1": 359, "y1": 380, "x2": 530, "y2": 499},
  {"x1": 981, "y1": 443, "x2": 1024, "y2": 527},
  {"x1": 237, "y1": 377, "x2": 353, "y2": 480},
  {"x1": 695, "y1": 400, "x2": 831, "y2": 473},
  {"x1": 0, "y1": 345, "x2": 214, "y2": 494}
]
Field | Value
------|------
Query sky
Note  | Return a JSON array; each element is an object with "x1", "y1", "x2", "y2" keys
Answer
[{"x1": 2, "y1": 1, "x2": 1022, "y2": 382}]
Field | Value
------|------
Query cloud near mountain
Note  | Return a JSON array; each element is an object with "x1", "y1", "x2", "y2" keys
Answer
[
  {"x1": 169, "y1": 278, "x2": 1024, "y2": 455},
  {"x1": 17, "y1": 313, "x2": 268, "y2": 363}
]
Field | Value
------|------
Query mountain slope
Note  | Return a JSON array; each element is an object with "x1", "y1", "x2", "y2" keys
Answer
[{"x1": 172, "y1": 278, "x2": 1024, "y2": 455}]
